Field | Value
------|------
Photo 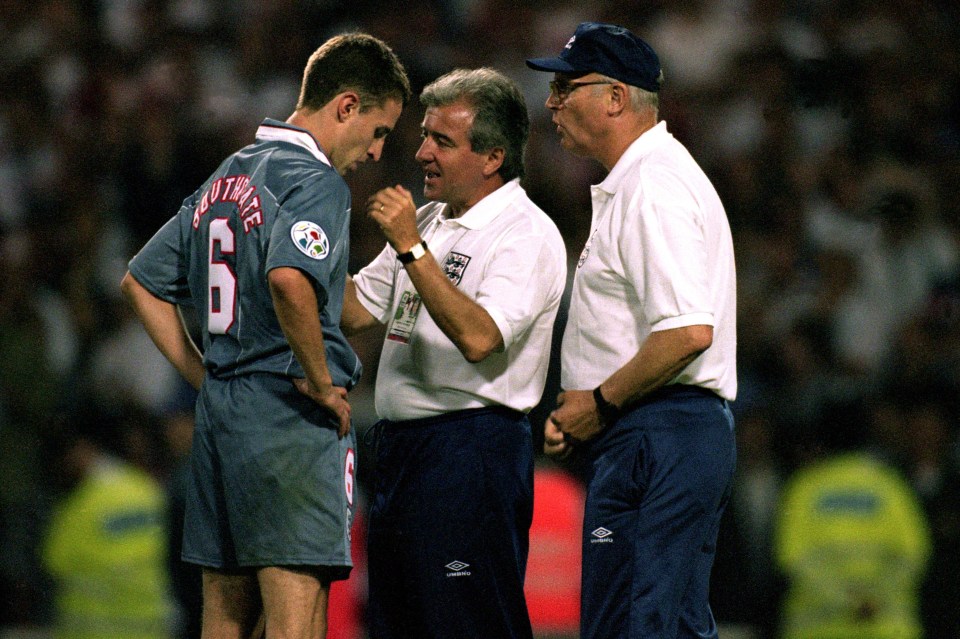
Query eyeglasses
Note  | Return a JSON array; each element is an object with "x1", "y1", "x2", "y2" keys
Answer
[{"x1": 548, "y1": 80, "x2": 615, "y2": 104}]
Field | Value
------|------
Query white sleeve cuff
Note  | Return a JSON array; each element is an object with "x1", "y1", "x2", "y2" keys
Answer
[
  {"x1": 651, "y1": 312, "x2": 715, "y2": 332},
  {"x1": 483, "y1": 305, "x2": 513, "y2": 350},
  {"x1": 352, "y1": 273, "x2": 393, "y2": 324}
]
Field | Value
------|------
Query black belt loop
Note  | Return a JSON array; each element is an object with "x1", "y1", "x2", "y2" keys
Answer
[{"x1": 362, "y1": 420, "x2": 386, "y2": 449}]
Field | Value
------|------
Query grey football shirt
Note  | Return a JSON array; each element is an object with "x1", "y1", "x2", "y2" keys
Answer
[{"x1": 129, "y1": 119, "x2": 361, "y2": 388}]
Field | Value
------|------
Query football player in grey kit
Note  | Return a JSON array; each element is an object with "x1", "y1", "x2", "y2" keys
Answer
[{"x1": 120, "y1": 33, "x2": 410, "y2": 639}]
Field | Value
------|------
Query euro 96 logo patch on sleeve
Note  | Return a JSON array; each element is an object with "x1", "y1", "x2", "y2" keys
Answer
[{"x1": 291, "y1": 221, "x2": 330, "y2": 260}]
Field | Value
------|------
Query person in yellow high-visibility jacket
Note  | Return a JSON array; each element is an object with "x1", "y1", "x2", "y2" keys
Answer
[
  {"x1": 42, "y1": 430, "x2": 173, "y2": 639},
  {"x1": 774, "y1": 450, "x2": 931, "y2": 639}
]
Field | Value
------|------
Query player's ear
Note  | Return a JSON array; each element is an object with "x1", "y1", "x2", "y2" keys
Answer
[
  {"x1": 336, "y1": 92, "x2": 361, "y2": 122},
  {"x1": 607, "y1": 82, "x2": 628, "y2": 117},
  {"x1": 482, "y1": 147, "x2": 504, "y2": 178}
]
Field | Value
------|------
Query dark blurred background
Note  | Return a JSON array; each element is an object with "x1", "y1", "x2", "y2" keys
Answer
[{"x1": 2, "y1": 1, "x2": 959, "y2": 638}]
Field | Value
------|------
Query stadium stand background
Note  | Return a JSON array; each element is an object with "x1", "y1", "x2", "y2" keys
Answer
[{"x1": 2, "y1": 1, "x2": 959, "y2": 637}]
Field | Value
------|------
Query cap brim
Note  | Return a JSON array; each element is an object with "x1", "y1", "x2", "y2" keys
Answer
[{"x1": 525, "y1": 56, "x2": 577, "y2": 73}]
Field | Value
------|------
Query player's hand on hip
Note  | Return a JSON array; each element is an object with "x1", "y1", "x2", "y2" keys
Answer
[
  {"x1": 367, "y1": 186, "x2": 421, "y2": 254},
  {"x1": 294, "y1": 378, "x2": 352, "y2": 438}
]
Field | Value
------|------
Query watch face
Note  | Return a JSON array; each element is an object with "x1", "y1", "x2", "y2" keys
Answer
[{"x1": 398, "y1": 241, "x2": 427, "y2": 264}]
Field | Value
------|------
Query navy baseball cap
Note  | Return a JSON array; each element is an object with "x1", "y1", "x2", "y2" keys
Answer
[{"x1": 526, "y1": 22, "x2": 663, "y2": 93}]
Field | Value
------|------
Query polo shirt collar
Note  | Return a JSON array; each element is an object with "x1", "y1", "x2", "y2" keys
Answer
[
  {"x1": 440, "y1": 178, "x2": 522, "y2": 229},
  {"x1": 593, "y1": 120, "x2": 670, "y2": 196},
  {"x1": 255, "y1": 118, "x2": 332, "y2": 167}
]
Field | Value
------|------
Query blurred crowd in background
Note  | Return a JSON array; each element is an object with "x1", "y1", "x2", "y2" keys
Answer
[{"x1": 2, "y1": 0, "x2": 960, "y2": 637}]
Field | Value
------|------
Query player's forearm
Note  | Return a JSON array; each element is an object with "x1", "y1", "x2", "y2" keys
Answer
[
  {"x1": 599, "y1": 324, "x2": 712, "y2": 408},
  {"x1": 268, "y1": 267, "x2": 335, "y2": 389},
  {"x1": 341, "y1": 275, "x2": 382, "y2": 336},
  {"x1": 368, "y1": 186, "x2": 503, "y2": 361},
  {"x1": 120, "y1": 271, "x2": 205, "y2": 390},
  {"x1": 404, "y1": 251, "x2": 503, "y2": 363}
]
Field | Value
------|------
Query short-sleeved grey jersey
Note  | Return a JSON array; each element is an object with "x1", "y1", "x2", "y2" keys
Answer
[{"x1": 129, "y1": 119, "x2": 361, "y2": 387}]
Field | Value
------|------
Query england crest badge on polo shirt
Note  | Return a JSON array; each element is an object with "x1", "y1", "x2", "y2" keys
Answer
[
  {"x1": 291, "y1": 221, "x2": 330, "y2": 260},
  {"x1": 443, "y1": 252, "x2": 471, "y2": 285}
]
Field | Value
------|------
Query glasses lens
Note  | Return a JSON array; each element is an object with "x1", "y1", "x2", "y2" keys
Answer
[{"x1": 549, "y1": 81, "x2": 569, "y2": 101}]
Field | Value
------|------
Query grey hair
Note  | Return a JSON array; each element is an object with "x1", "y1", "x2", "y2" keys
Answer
[
  {"x1": 628, "y1": 84, "x2": 660, "y2": 114},
  {"x1": 420, "y1": 67, "x2": 530, "y2": 181},
  {"x1": 595, "y1": 73, "x2": 660, "y2": 115}
]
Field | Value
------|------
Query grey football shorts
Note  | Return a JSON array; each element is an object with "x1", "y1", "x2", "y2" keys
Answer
[{"x1": 182, "y1": 372, "x2": 355, "y2": 580}]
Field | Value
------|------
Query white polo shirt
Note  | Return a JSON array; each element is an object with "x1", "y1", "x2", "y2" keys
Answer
[
  {"x1": 560, "y1": 121, "x2": 737, "y2": 400},
  {"x1": 353, "y1": 179, "x2": 567, "y2": 421}
]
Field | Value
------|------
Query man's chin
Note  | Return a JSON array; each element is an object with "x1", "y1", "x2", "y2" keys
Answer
[
  {"x1": 336, "y1": 162, "x2": 357, "y2": 176},
  {"x1": 422, "y1": 182, "x2": 439, "y2": 201},
  {"x1": 559, "y1": 136, "x2": 587, "y2": 157}
]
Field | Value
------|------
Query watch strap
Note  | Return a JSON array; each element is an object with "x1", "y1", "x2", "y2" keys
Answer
[
  {"x1": 397, "y1": 240, "x2": 428, "y2": 264},
  {"x1": 593, "y1": 385, "x2": 621, "y2": 426}
]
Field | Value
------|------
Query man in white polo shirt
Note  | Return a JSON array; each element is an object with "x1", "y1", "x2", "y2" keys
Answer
[
  {"x1": 341, "y1": 67, "x2": 566, "y2": 639},
  {"x1": 527, "y1": 22, "x2": 737, "y2": 639}
]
